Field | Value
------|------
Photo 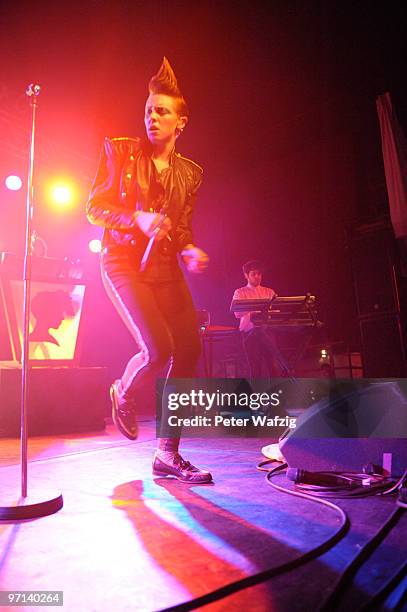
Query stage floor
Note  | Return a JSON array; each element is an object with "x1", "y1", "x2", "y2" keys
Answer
[{"x1": 0, "y1": 421, "x2": 406, "y2": 611}]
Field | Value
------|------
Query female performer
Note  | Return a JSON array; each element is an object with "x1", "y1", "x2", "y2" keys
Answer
[{"x1": 87, "y1": 58, "x2": 212, "y2": 483}]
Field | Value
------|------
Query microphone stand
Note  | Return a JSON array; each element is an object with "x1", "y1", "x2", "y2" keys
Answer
[{"x1": 0, "y1": 84, "x2": 63, "y2": 520}]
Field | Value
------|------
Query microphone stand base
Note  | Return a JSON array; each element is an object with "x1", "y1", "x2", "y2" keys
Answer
[{"x1": 0, "y1": 490, "x2": 63, "y2": 521}]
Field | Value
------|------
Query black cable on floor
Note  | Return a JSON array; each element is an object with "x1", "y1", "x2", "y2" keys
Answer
[
  {"x1": 262, "y1": 462, "x2": 407, "y2": 610},
  {"x1": 157, "y1": 463, "x2": 349, "y2": 612},
  {"x1": 358, "y1": 560, "x2": 407, "y2": 611},
  {"x1": 392, "y1": 584, "x2": 407, "y2": 612},
  {"x1": 262, "y1": 460, "x2": 397, "y2": 499},
  {"x1": 393, "y1": 589, "x2": 407, "y2": 612},
  {"x1": 319, "y1": 506, "x2": 405, "y2": 611}
]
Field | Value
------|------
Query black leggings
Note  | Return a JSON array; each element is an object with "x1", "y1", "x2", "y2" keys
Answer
[{"x1": 101, "y1": 252, "x2": 201, "y2": 441}]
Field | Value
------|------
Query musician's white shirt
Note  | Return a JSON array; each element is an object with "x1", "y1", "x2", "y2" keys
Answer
[{"x1": 233, "y1": 285, "x2": 276, "y2": 332}]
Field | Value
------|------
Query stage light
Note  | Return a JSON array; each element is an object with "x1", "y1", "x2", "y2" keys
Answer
[
  {"x1": 88, "y1": 239, "x2": 102, "y2": 253},
  {"x1": 5, "y1": 175, "x2": 23, "y2": 191},
  {"x1": 51, "y1": 184, "x2": 73, "y2": 207}
]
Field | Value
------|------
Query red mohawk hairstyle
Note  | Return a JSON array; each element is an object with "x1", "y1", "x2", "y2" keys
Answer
[{"x1": 148, "y1": 57, "x2": 189, "y2": 117}]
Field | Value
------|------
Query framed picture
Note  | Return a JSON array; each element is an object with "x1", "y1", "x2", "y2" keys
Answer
[{"x1": 0, "y1": 276, "x2": 86, "y2": 366}]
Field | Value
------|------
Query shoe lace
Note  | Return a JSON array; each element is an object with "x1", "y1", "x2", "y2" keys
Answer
[
  {"x1": 118, "y1": 405, "x2": 132, "y2": 417},
  {"x1": 118, "y1": 400, "x2": 136, "y2": 417},
  {"x1": 174, "y1": 454, "x2": 193, "y2": 471}
]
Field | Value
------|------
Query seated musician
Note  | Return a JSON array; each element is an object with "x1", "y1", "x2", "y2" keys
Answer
[{"x1": 232, "y1": 260, "x2": 289, "y2": 378}]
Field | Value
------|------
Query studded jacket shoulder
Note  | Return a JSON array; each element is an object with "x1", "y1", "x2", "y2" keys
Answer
[{"x1": 86, "y1": 136, "x2": 203, "y2": 252}]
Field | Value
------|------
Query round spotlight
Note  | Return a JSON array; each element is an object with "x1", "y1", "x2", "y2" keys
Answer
[
  {"x1": 51, "y1": 185, "x2": 72, "y2": 206},
  {"x1": 89, "y1": 239, "x2": 102, "y2": 254},
  {"x1": 5, "y1": 175, "x2": 23, "y2": 191}
]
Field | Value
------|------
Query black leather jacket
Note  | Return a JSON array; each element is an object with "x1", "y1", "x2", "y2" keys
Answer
[{"x1": 86, "y1": 136, "x2": 203, "y2": 255}]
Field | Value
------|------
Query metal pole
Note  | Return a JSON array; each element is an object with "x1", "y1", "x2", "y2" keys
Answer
[
  {"x1": 21, "y1": 84, "x2": 40, "y2": 497},
  {"x1": 0, "y1": 84, "x2": 63, "y2": 520}
]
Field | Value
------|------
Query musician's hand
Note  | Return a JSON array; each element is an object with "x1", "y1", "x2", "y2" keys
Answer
[
  {"x1": 134, "y1": 211, "x2": 172, "y2": 241},
  {"x1": 181, "y1": 244, "x2": 209, "y2": 273}
]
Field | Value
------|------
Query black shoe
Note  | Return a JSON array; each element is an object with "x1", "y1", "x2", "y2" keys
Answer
[
  {"x1": 110, "y1": 380, "x2": 138, "y2": 440},
  {"x1": 152, "y1": 452, "x2": 213, "y2": 484}
]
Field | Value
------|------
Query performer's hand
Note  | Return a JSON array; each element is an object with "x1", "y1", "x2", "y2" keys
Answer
[
  {"x1": 134, "y1": 211, "x2": 172, "y2": 241},
  {"x1": 181, "y1": 244, "x2": 209, "y2": 273}
]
